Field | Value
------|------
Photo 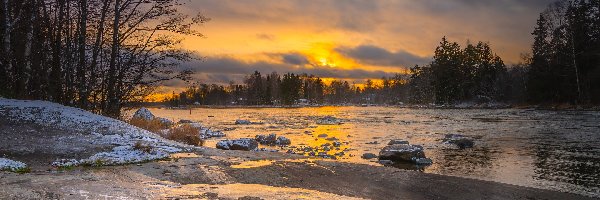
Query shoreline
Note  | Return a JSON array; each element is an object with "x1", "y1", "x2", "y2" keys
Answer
[{"x1": 132, "y1": 103, "x2": 600, "y2": 111}]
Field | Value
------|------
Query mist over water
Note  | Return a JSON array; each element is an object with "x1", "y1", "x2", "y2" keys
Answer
[{"x1": 149, "y1": 107, "x2": 600, "y2": 197}]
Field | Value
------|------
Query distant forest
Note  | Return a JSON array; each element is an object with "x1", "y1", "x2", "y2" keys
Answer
[
  {"x1": 168, "y1": 0, "x2": 599, "y2": 106},
  {"x1": 1, "y1": 0, "x2": 599, "y2": 116}
]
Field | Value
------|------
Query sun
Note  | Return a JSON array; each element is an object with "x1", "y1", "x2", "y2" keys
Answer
[{"x1": 319, "y1": 57, "x2": 337, "y2": 67}]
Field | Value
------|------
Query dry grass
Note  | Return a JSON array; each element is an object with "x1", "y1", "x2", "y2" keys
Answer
[
  {"x1": 167, "y1": 124, "x2": 204, "y2": 146},
  {"x1": 133, "y1": 141, "x2": 152, "y2": 153},
  {"x1": 128, "y1": 118, "x2": 168, "y2": 134}
]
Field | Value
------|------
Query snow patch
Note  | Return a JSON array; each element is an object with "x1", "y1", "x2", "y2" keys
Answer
[
  {"x1": 0, "y1": 158, "x2": 28, "y2": 172},
  {"x1": 80, "y1": 145, "x2": 170, "y2": 166}
]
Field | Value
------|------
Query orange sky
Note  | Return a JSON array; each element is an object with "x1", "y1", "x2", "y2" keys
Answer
[{"x1": 155, "y1": 0, "x2": 554, "y2": 96}]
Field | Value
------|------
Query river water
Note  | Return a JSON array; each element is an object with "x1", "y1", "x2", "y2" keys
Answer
[{"x1": 148, "y1": 107, "x2": 600, "y2": 197}]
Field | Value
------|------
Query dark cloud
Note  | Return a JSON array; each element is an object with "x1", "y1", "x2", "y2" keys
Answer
[
  {"x1": 336, "y1": 45, "x2": 431, "y2": 67},
  {"x1": 280, "y1": 53, "x2": 310, "y2": 65}
]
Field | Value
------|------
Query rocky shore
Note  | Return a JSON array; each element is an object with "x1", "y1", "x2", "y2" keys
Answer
[{"x1": 0, "y1": 99, "x2": 595, "y2": 199}]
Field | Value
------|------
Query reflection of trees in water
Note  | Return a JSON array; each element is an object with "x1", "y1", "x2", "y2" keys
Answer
[
  {"x1": 533, "y1": 136, "x2": 600, "y2": 189},
  {"x1": 430, "y1": 147, "x2": 499, "y2": 177}
]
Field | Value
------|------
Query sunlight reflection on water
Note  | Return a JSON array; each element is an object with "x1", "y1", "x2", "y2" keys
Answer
[{"x1": 148, "y1": 106, "x2": 600, "y2": 197}]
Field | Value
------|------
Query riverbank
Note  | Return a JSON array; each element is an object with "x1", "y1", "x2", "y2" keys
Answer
[
  {"x1": 135, "y1": 102, "x2": 600, "y2": 111},
  {"x1": 0, "y1": 98, "x2": 596, "y2": 199}
]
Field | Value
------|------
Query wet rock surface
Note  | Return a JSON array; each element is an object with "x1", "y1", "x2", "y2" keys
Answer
[
  {"x1": 378, "y1": 144, "x2": 428, "y2": 164},
  {"x1": 216, "y1": 139, "x2": 259, "y2": 151},
  {"x1": 443, "y1": 134, "x2": 475, "y2": 149}
]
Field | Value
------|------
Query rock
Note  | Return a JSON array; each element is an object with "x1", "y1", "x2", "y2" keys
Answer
[
  {"x1": 255, "y1": 133, "x2": 277, "y2": 145},
  {"x1": 316, "y1": 116, "x2": 342, "y2": 125},
  {"x1": 378, "y1": 144, "x2": 427, "y2": 163},
  {"x1": 216, "y1": 139, "x2": 258, "y2": 151},
  {"x1": 388, "y1": 139, "x2": 409, "y2": 145},
  {"x1": 235, "y1": 119, "x2": 252, "y2": 125},
  {"x1": 413, "y1": 158, "x2": 433, "y2": 165},
  {"x1": 51, "y1": 159, "x2": 80, "y2": 168},
  {"x1": 276, "y1": 136, "x2": 291, "y2": 146},
  {"x1": 443, "y1": 134, "x2": 475, "y2": 149},
  {"x1": 332, "y1": 141, "x2": 341, "y2": 147},
  {"x1": 132, "y1": 107, "x2": 154, "y2": 120},
  {"x1": 200, "y1": 128, "x2": 226, "y2": 139},
  {"x1": 377, "y1": 160, "x2": 394, "y2": 165},
  {"x1": 365, "y1": 141, "x2": 379, "y2": 145},
  {"x1": 361, "y1": 153, "x2": 377, "y2": 159},
  {"x1": 178, "y1": 119, "x2": 194, "y2": 124},
  {"x1": 156, "y1": 117, "x2": 174, "y2": 127},
  {"x1": 317, "y1": 134, "x2": 328, "y2": 138}
]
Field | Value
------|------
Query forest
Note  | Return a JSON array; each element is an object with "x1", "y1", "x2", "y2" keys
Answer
[
  {"x1": 0, "y1": 0, "x2": 208, "y2": 117},
  {"x1": 1, "y1": 0, "x2": 599, "y2": 112}
]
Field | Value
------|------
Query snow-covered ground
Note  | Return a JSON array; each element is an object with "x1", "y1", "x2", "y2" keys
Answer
[{"x1": 0, "y1": 98, "x2": 192, "y2": 168}]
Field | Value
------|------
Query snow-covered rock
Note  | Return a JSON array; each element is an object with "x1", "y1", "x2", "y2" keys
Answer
[
  {"x1": 255, "y1": 134, "x2": 292, "y2": 146},
  {"x1": 255, "y1": 133, "x2": 277, "y2": 145},
  {"x1": 216, "y1": 139, "x2": 258, "y2": 151},
  {"x1": 199, "y1": 128, "x2": 226, "y2": 139},
  {"x1": 0, "y1": 158, "x2": 28, "y2": 172},
  {"x1": 132, "y1": 107, "x2": 155, "y2": 120},
  {"x1": 52, "y1": 159, "x2": 80, "y2": 168}
]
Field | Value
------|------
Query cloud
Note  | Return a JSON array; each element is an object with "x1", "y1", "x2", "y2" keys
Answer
[
  {"x1": 256, "y1": 33, "x2": 276, "y2": 41},
  {"x1": 336, "y1": 45, "x2": 431, "y2": 67},
  {"x1": 280, "y1": 53, "x2": 310, "y2": 65},
  {"x1": 170, "y1": 54, "x2": 393, "y2": 87}
]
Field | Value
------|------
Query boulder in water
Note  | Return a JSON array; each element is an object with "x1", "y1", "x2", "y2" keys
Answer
[
  {"x1": 255, "y1": 133, "x2": 278, "y2": 145},
  {"x1": 443, "y1": 134, "x2": 474, "y2": 149},
  {"x1": 132, "y1": 107, "x2": 155, "y2": 120},
  {"x1": 378, "y1": 144, "x2": 427, "y2": 163},
  {"x1": 216, "y1": 139, "x2": 258, "y2": 151},
  {"x1": 276, "y1": 136, "x2": 291, "y2": 146},
  {"x1": 235, "y1": 119, "x2": 252, "y2": 125},
  {"x1": 361, "y1": 153, "x2": 377, "y2": 159},
  {"x1": 316, "y1": 116, "x2": 342, "y2": 125},
  {"x1": 387, "y1": 139, "x2": 409, "y2": 145}
]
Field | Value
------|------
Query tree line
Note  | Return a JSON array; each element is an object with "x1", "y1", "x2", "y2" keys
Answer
[
  {"x1": 0, "y1": 0, "x2": 207, "y2": 118},
  {"x1": 167, "y1": 71, "x2": 413, "y2": 106}
]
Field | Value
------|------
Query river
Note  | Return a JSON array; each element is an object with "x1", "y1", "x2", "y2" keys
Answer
[{"x1": 148, "y1": 106, "x2": 600, "y2": 197}]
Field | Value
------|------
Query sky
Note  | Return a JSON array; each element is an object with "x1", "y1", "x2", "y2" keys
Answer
[{"x1": 158, "y1": 0, "x2": 555, "y2": 93}]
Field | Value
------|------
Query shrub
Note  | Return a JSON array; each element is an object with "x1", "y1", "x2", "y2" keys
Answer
[
  {"x1": 167, "y1": 124, "x2": 205, "y2": 146},
  {"x1": 133, "y1": 141, "x2": 153, "y2": 153},
  {"x1": 129, "y1": 118, "x2": 168, "y2": 134}
]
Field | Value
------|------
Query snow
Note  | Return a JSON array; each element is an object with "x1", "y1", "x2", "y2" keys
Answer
[
  {"x1": 0, "y1": 158, "x2": 28, "y2": 172},
  {"x1": 80, "y1": 145, "x2": 170, "y2": 166},
  {"x1": 0, "y1": 98, "x2": 191, "y2": 167}
]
